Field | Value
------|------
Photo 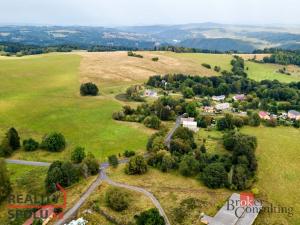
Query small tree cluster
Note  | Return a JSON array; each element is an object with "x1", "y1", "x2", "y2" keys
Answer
[
  {"x1": 40, "y1": 132, "x2": 66, "y2": 152},
  {"x1": 45, "y1": 161, "x2": 80, "y2": 193},
  {"x1": 135, "y1": 208, "x2": 165, "y2": 225},
  {"x1": 105, "y1": 187, "x2": 130, "y2": 211},
  {"x1": 80, "y1": 82, "x2": 99, "y2": 96},
  {"x1": 23, "y1": 138, "x2": 39, "y2": 151},
  {"x1": 125, "y1": 155, "x2": 148, "y2": 175}
]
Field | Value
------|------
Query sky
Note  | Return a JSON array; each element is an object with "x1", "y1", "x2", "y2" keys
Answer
[{"x1": 1, "y1": 0, "x2": 300, "y2": 26}]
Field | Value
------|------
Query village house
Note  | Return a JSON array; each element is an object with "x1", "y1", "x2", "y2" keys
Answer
[
  {"x1": 181, "y1": 117, "x2": 199, "y2": 132},
  {"x1": 203, "y1": 106, "x2": 214, "y2": 113},
  {"x1": 233, "y1": 94, "x2": 246, "y2": 101},
  {"x1": 259, "y1": 111, "x2": 270, "y2": 120},
  {"x1": 288, "y1": 110, "x2": 300, "y2": 120},
  {"x1": 212, "y1": 95, "x2": 225, "y2": 101},
  {"x1": 215, "y1": 103, "x2": 230, "y2": 111},
  {"x1": 200, "y1": 193, "x2": 262, "y2": 225},
  {"x1": 144, "y1": 89, "x2": 158, "y2": 97}
]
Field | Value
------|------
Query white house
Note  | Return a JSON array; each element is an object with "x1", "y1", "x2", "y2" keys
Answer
[
  {"x1": 212, "y1": 95, "x2": 225, "y2": 101},
  {"x1": 181, "y1": 117, "x2": 199, "y2": 132},
  {"x1": 182, "y1": 121, "x2": 199, "y2": 132},
  {"x1": 288, "y1": 110, "x2": 300, "y2": 120},
  {"x1": 144, "y1": 90, "x2": 158, "y2": 97},
  {"x1": 233, "y1": 94, "x2": 246, "y2": 101},
  {"x1": 215, "y1": 103, "x2": 230, "y2": 111}
]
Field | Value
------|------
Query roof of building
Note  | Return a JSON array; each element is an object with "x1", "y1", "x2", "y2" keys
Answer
[
  {"x1": 233, "y1": 94, "x2": 245, "y2": 100},
  {"x1": 201, "y1": 193, "x2": 262, "y2": 225},
  {"x1": 259, "y1": 111, "x2": 268, "y2": 117},
  {"x1": 215, "y1": 103, "x2": 230, "y2": 110},
  {"x1": 288, "y1": 110, "x2": 300, "y2": 116},
  {"x1": 212, "y1": 95, "x2": 226, "y2": 101}
]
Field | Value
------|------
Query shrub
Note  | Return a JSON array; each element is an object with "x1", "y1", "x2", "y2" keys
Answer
[
  {"x1": 80, "y1": 82, "x2": 99, "y2": 96},
  {"x1": 152, "y1": 57, "x2": 159, "y2": 62},
  {"x1": 135, "y1": 208, "x2": 165, "y2": 225},
  {"x1": 249, "y1": 113, "x2": 261, "y2": 126},
  {"x1": 23, "y1": 138, "x2": 39, "y2": 151},
  {"x1": 71, "y1": 146, "x2": 86, "y2": 163},
  {"x1": 265, "y1": 118, "x2": 277, "y2": 127},
  {"x1": 202, "y1": 63, "x2": 211, "y2": 69},
  {"x1": 201, "y1": 163, "x2": 228, "y2": 188},
  {"x1": 105, "y1": 187, "x2": 130, "y2": 211},
  {"x1": 123, "y1": 150, "x2": 136, "y2": 157},
  {"x1": 0, "y1": 137, "x2": 13, "y2": 157},
  {"x1": 179, "y1": 155, "x2": 199, "y2": 176},
  {"x1": 40, "y1": 132, "x2": 66, "y2": 152},
  {"x1": 82, "y1": 153, "x2": 99, "y2": 175},
  {"x1": 214, "y1": 66, "x2": 221, "y2": 72},
  {"x1": 108, "y1": 155, "x2": 119, "y2": 168},
  {"x1": 125, "y1": 155, "x2": 148, "y2": 175},
  {"x1": 0, "y1": 158, "x2": 11, "y2": 202},
  {"x1": 143, "y1": 115, "x2": 161, "y2": 129}
]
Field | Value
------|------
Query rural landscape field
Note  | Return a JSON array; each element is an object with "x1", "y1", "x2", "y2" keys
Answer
[
  {"x1": 1, "y1": 50, "x2": 300, "y2": 225},
  {"x1": 1, "y1": 1, "x2": 300, "y2": 225}
]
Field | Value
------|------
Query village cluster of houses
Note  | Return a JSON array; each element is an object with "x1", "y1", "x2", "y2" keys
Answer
[
  {"x1": 204, "y1": 94, "x2": 246, "y2": 113},
  {"x1": 259, "y1": 110, "x2": 300, "y2": 121}
]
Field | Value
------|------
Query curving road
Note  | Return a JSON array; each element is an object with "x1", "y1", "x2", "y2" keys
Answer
[
  {"x1": 5, "y1": 158, "x2": 171, "y2": 225},
  {"x1": 164, "y1": 114, "x2": 185, "y2": 148}
]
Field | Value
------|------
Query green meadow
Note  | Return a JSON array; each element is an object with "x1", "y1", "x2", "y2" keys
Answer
[
  {"x1": 0, "y1": 53, "x2": 150, "y2": 162},
  {"x1": 242, "y1": 126, "x2": 300, "y2": 225}
]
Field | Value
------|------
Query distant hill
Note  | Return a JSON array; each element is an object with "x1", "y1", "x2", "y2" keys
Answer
[
  {"x1": 1, "y1": 23, "x2": 300, "y2": 52},
  {"x1": 180, "y1": 38, "x2": 255, "y2": 52}
]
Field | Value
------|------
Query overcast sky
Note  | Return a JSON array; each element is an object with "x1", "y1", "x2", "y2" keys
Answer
[{"x1": 1, "y1": 0, "x2": 299, "y2": 26}]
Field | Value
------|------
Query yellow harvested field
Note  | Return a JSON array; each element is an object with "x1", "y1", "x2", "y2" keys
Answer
[
  {"x1": 77, "y1": 51, "x2": 215, "y2": 88},
  {"x1": 234, "y1": 53, "x2": 271, "y2": 60}
]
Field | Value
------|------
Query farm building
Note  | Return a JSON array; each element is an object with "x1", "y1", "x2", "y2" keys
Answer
[
  {"x1": 144, "y1": 89, "x2": 158, "y2": 97},
  {"x1": 200, "y1": 193, "x2": 262, "y2": 225},
  {"x1": 288, "y1": 110, "x2": 300, "y2": 120},
  {"x1": 181, "y1": 117, "x2": 199, "y2": 132},
  {"x1": 212, "y1": 95, "x2": 225, "y2": 101},
  {"x1": 215, "y1": 103, "x2": 230, "y2": 111},
  {"x1": 233, "y1": 94, "x2": 246, "y2": 101},
  {"x1": 259, "y1": 111, "x2": 270, "y2": 120}
]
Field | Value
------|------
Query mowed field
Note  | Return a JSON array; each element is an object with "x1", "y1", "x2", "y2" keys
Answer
[
  {"x1": 242, "y1": 127, "x2": 300, "y2": 225},
  {"x1": 0, "y1": 53, "x2": 152, "y2": 161}
]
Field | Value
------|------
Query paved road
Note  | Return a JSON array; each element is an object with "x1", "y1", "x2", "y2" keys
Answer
[
  {"x1": 100, "y1": 164, "x2": 171, "y2": 225},
  {"x1": 6, "y1": 158, "x2": 171, "y2": 225},
  {"x1": 164, "y1": 115, "x2": 185, "y2": 148},
  {"x1": 5, "y1": 159, "x2": 51, "y2": 167}
]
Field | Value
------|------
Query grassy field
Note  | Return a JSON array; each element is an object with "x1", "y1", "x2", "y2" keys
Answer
[
  {"x1": 242, "y1": 126, "x2": 300, "y2": 225},
  {"x1": 0, "y1": 53, "x2": 152, "y2": 161},
  {"x1": 246, "y1": 61, "x2": 300, "y2": 83},
  {"x1": 77, "y1": 182, "x2": 154, "y2": 225}
]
